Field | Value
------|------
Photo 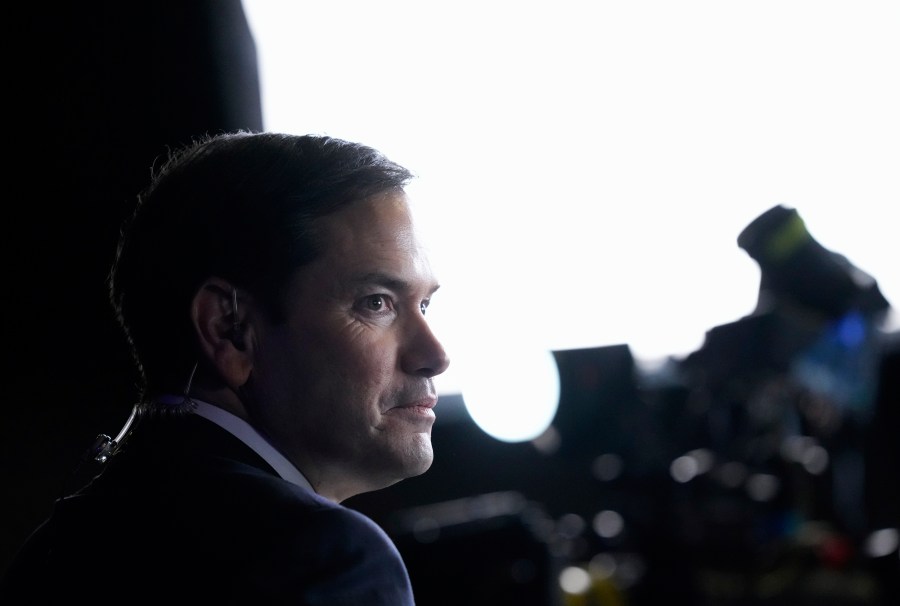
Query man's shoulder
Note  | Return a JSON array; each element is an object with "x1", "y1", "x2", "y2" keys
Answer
[
  {"x1": 2, "y1": 418, "x2": 414, "y2": 606},
  {"x1": 89, "y1": 415, "x2": 379, "y2": 528}
]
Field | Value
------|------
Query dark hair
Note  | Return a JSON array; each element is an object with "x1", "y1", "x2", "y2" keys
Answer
[{"x1": 109, "y1": 131, "x2": 414, "y2": 398}]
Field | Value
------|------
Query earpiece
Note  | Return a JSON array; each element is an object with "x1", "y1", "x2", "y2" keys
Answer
[{"x1": 231, "y1": 289, "x2": 246, "y2": 351}]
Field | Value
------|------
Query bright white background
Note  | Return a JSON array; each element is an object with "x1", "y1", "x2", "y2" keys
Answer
[{"x1": 242, "y1": 1, "x2": 899, "y2": 402}]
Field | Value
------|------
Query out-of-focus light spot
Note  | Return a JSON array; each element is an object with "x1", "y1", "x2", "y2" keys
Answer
[
  {"x1": 817, "y1": 534, "x2": 853, "y2": 568},
  {"x1": 528, "y1": 514, "x2": 556, "y2": 543},
  {"x1": 796, "y1": 520, "x2": 831, "y2": 547},
  {"x1": 688, "y1": 448, "x2": 714, "y2": 472},
  {"x1": 588, "y1": 553, "x2": 617, "y2": 580},
  {"x1": 557, "y1": 513, "x2": 586, "y2": 539},
  {"x1": 781, "y1": 435, "x2": 817, "y2": 462},
  {"x1": 592, "y1": 453, "x2": 624, "y2": 481},
  {"x1": 670, "y1": 448, "x2": 714, "y2": 483},
  {"x1": 411, "y1": 516, "x2": 440, "y2": 543},
  {"x1": 615, "y1": 553, "x2": 646, "y2": 588},
  {"x1": 864, "y1": 528, "x2": 899, "y2": 558},
  {"x1": 461, "y1": 345, "x2": 560, "y2": 443},
  {"x1": 746, "y1": 473, "x2": 780, "y2": 501},
  {"x1": 835, "y1": 311, "x2": 866, "y2": 347},
  {"x1": 559, "y1": 566, "x2": 592, "y2": 595},
  {"x1": 715, "y1": 461, "x2": 748, "y2": 488},
  {"x1": 593, "y1": 510, "x2": 625, "y2": 539},
  {"x1": 671, "y1": 456, "x2": 698, "y2": 483},
  {"x1": 530, "y1": 425, "x2": 561, "y2": 455},
  {"x1": 801, "y1": 444, "x2": 829, "y2": 475},
  {"x1": 781, "y1": 436, "x2": 829, "y2": 474}
]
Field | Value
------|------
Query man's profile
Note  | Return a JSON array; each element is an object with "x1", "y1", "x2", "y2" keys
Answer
[{"x1": 0, "y1": 131, "x2": 450, "y2": 604}]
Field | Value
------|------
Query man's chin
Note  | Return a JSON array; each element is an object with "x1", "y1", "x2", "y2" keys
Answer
[{"x1": 402, "y1": 436, "x2": 434, "y2": 478}]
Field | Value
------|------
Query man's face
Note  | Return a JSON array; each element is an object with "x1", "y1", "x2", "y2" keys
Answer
[{"x1": 248, "y1": 190, "x2": 449, "y2": 502}]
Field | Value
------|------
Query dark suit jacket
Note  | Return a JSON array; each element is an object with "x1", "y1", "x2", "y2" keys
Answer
[{"x1": 0, "y1": 412, "x2": 416, "y2": 605}]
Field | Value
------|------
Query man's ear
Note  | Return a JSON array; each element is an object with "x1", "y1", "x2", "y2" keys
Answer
[{"x1": 191, "y1": 277, "x2": 253, "y2": 389}]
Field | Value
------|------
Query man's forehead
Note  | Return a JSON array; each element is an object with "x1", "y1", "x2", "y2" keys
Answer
[
  {"x1": 317, "y1": 191, "x2": 414, "y2": 240},
  {"x1": 293, "y1": 229, "x2": 439, "y2": 296}
]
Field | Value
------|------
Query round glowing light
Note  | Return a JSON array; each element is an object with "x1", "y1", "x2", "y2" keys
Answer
[
  {"x1": 801, "y1": 445, "x2": 829, "y2": 475},
  {"x1": 592, "y1": 453, "x2": 624, "y2": 481},
  {"x1": 593, "y1": 510, "x2": 625, "y2": 539},
  {"x1": 460, "y1": 345, "x2": 560, "y2": 443},
  {"x1": 746, "y1": 473, "x2": 780, "y2": 501},
  {"x1": 670, "y1": 448, "x2": 714, "y2": 483},
  {"x1": 864, "y1": 528, "x2": 899, "y2": 558},
  {"x1": 558, "y1": 566, "x2": 592, "y2": 595}
]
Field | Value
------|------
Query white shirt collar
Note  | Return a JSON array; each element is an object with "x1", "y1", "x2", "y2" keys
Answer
[{"x1": 156, "y1": 395, "x2": 315, "y2": 493}]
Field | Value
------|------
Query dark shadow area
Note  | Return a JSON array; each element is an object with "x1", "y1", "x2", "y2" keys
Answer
[{"x1": 3, "y1": 0, "x2": 262, "y2": 574}]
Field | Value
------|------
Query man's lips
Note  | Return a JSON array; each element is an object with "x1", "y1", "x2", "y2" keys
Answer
[
  {"x1": 386, "y1": 396, "x2": 438, "y2": 419},
  {"x1": 402, "y1": 396, "x2": 437, "y2": 410}
]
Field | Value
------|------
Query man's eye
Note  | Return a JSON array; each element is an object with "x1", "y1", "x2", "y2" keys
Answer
[
  {"x1": 363, "y1": 295, "x2": 389, "y2": 311},
  {"x1": 420, "y1": 300, "x2": 430, "y2": 315}
]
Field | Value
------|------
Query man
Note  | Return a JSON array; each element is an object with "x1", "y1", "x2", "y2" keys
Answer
[{"x1": 1, "y1": 131, "x2": 450, "y2": 604}]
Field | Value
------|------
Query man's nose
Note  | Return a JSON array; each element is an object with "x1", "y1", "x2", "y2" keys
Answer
[{"x1": 402, "y1": 314, "x2": 450, "y2": 378}]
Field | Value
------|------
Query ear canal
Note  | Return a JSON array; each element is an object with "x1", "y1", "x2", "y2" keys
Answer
[{"x1": 231, "y1": 330, "x2": 246, "y2": 351}]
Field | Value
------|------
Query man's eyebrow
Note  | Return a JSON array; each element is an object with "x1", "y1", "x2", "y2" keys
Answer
[{"x1": 352, "y1": 272, "x2": 441, "y2": 295}]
